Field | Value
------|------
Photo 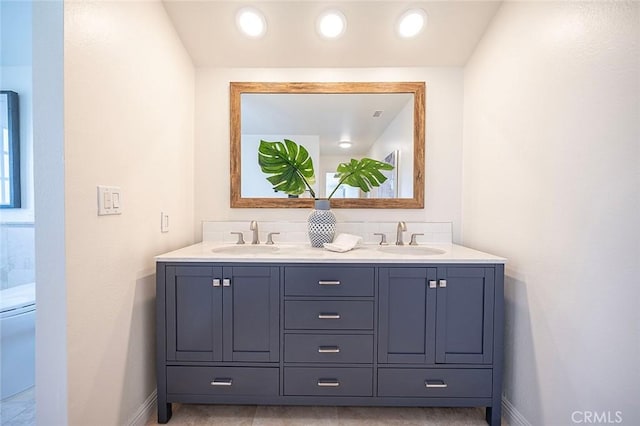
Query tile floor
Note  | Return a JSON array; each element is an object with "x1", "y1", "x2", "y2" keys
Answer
[
  {"x1": 0, "y1": 387, "x2": 35, "y2": 426},
  {"x1": 147, "y1": 404, "x2": 502, "y2": 426},
  {"x1": 0, "y1": 390, "x2": 504, "y2": 426}
]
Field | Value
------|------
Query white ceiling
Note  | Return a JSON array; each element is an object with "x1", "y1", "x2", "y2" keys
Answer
[{"x1": 162, "y1": 1, "x2": 503, "y2": 67}]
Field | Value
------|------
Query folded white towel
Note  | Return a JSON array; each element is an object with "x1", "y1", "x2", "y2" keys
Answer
[{"x1": 323, "y1": 233, "x2": 363, "y2": 252}]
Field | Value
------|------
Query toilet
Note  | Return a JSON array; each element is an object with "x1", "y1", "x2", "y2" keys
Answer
[{"x1": 0, "y1": 282, "x2": 35, "y2": 400}]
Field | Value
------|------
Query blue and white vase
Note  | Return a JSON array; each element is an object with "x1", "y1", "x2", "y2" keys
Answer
[{"x1": 307, "y1": 199, "x2": 336, "y2": 248}]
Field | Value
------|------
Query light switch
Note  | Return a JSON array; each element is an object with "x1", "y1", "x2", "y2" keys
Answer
[
  {"x1": 98, "y1": 185, "x2": 122, "y2": 216},
  {"x1": 161, "y1": 212, "x2": 169, "y2": 233}
]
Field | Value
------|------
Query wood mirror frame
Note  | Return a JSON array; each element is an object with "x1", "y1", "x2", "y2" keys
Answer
[{"x1": 230, "y1": 82, "x2": 425, "y2": 208}]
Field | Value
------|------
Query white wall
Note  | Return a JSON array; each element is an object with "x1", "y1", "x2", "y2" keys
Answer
[
  {"x1": 33, "y1": 1, "x2": 67, "y2": 423},
  {"x1": 64, "y1": 1, "x2": 195, "y2": 424},
  {"x1": 195, "y1": 67, "x2": 464, "y2": 240},
  {"x1": 368, "y1": 99, "x2": 414, "y2": 198},
  {"x1": 462, "y1": 2, "x2": 640, "y2": 425}
]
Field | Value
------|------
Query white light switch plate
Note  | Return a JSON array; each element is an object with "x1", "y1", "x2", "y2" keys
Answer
[
  {"x1": 161, "y1": 212, "x2": 169, "y2": 233},
  {"x1": 98, "y1": 185, "x2": 122, "y2": 215}
]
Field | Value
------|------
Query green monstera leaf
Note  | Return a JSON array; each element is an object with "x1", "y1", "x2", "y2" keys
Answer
[
  {"x1": 329, "y1": 158, "x2": 394, "y2": 199},
  {"x1": 258, "y1": 139, "x2": 316, "y2": 197}
]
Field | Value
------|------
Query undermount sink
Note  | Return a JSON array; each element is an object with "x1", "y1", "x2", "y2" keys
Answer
[
  {"x1": 211, "y1": 245, "x2": 280, "y2": 254},
  {"x1": 377, "y1": 245, "x2": 446, "y2": 256}
]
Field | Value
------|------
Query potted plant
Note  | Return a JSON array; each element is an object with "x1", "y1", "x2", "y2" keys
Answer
[{"x1": 258, "y1": 139, "x2": 394, "y2": 247}]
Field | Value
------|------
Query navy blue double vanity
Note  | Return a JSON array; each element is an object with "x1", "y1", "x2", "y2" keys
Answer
[{"x1": 155, "y1": 243, "x2": 505, "y2": 425}]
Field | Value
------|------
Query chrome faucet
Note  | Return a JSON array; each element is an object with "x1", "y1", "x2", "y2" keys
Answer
[
  {"x1": 249, "y1": 220, "x2": 260, "y2": 244},
  {"x1": 266, "y1": 232, "x2": 280, "y2": 245},
  {"x1": 395, "y1": 221, "x2": 407, "y2": 245}
]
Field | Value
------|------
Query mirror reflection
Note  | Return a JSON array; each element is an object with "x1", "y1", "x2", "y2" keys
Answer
[
  {"x1": 1, "y1": 91, "x2": 21, "y2": 209},
  {"x1": 230, "y1": 82, "x2": 425, "y2": 209},
  {"x1": 241, "y1": 93, "x2": 413, "y2": 199}
]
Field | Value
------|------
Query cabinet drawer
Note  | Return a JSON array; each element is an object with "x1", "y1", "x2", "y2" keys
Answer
[
  {"x1": 285, "y1": 267, "x2": 374, "y2": 297},
  {"x1": 284, "y1": 367, "x2": 372, "y2": 396},
  {"x1": 284, "y1": 334, "x2": 373, "y2": 363},
  {"x1": 377, "y1": 368, "x2": 492, "y2": 398},
  {"x1": 167, "y1": 366, "x2": 279, "y2": 396},
  {"x1": 285, "y1": 300, "x2": 374, "y2": 330}
]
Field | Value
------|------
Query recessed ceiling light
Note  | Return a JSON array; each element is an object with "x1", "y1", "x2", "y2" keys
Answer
[
  {"x1": 338, "y1": 141, "x2": 352, "y2": 149},
  {"x1": 236, "y1": 7, "x2": 267, "y2": 38},
  {"x1": 317, "y1": 10, "x2": 347, "y2": 39},
  {"x1": 397, "y1": 9, "x2": 427, "y2": 38}
]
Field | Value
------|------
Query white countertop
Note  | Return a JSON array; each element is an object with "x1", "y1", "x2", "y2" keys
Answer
[{"x1": 155, "y1": 242, "x2": 506, "y2": 264}]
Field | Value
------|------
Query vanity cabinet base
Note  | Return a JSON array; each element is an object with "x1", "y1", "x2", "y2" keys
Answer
[{"x1": 157, "y1": 262, "x2": 504, "y2": 426}]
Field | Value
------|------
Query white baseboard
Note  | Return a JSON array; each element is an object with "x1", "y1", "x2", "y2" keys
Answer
[
  {"x1": 502, "y1": 395, "x2": 531, "y2": 426},
  {"x1": 128, "y1": 390, "x2": 157, "y2": 426}
]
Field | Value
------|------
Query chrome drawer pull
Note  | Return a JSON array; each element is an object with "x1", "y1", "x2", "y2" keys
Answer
[
  {"x1": 425, "y1": 380, "x2": 448, "y2": 388},
  {"x1": 428, "y1": 280, "x2": 437, "y2": 289},
  {"x1": 318, "y1": 346, "x2": 340, "y2": 353},
  {"x1": 439, "y1": 279, "x2": 447, "y2": 288},
  {"x1": 317, "y1": 380, "x2": 340, "y2": 387},
  {"x1": 318, "y1": 313, "x2": 341, "y2": 319},
  {"x1": 318, "y1": 280, "x2": 341, "y2": 286},
  {"x1": 210, "y1": 378, "x2": 233, "y2": 386}
]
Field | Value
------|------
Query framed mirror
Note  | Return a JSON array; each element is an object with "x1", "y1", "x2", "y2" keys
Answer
[
  {"x1": 230, "y1": 82, "x2": 425, "y2": 208},
  {"x1": 1, "y1": 91, "x2": 21, "y2": 208}
]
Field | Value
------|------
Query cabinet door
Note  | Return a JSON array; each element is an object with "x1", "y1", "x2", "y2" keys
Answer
[
  {"x1": 435, "y1": 267, "x2": 494, "y2": 364},
  {"x1": 378, "y1": 267, "x2": 437, "y2": 364},
  {"x1": 166, "y1": 265, "x2": 223, "y2": 362},
  {"x1": 222, "y1": 266, "x2": 279, "y2": 362}
]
